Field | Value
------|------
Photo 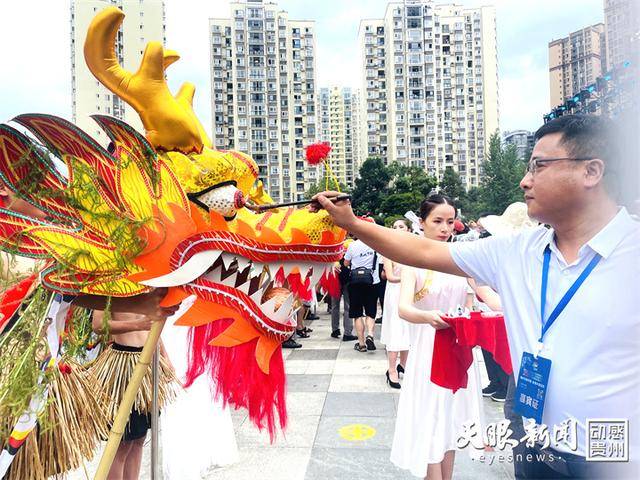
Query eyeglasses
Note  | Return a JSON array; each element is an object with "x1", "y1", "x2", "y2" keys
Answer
[{"x1": 526, "y1": 157, "x2": 595, "y2": 174}]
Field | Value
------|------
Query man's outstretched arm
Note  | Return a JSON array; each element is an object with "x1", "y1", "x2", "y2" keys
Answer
[{"x1": 311, "y1": 191, "x2": 467, "y2": 277}]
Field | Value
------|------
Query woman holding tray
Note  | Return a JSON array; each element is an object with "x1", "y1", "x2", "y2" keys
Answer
[{"x1": 390, "y1": 194, "x2": 484, "y2": 480}]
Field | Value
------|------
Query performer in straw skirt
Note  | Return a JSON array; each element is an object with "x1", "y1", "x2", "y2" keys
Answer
[
  {"x1": 89, "y1": 310, "x2": 177, "y2": 480},
  {"x1": 5, "y1": 360, "x2": 110, "y2": 480},
  {"x1": 1, "y1": 291, "x2": 109, "y2": 480}
]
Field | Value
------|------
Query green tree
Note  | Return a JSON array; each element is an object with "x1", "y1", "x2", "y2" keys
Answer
[
  {"x1": 377, "y1": 163, "x2": 437, "y2": 218},
  {"x1": 379, "y1": 192, "x2": 421, "y2": 219},
  {"x1": 438, "y1": 166, "x2": 466, "y2": 203},
  {"x1": 389, "y1": 163, "x2": 437, "y2": 198},
  {"x1": 458, "y1": 186, "x2": 486, "y2": 220},
  {"x1": 479, "y1": 132, "x2": 526, "y2": 214},
  {"x1": 351, "y1": 157, "x2": 391, "y2": 215}
]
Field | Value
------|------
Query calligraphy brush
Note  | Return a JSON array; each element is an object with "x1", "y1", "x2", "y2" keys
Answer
[{"x1": 244, "y1": 194, "x2": 351, "y2": 212}]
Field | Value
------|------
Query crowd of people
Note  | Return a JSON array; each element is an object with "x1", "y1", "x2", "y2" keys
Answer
[
  {"x1": 288, "y1": 195, "x2": 513, "y2": 479},
  {"x1": 2, "y1": 111, "x2": 637, "y2": 480},
  {"x1": 310, "y1": 115, "x2": 639, "y2": 480}
]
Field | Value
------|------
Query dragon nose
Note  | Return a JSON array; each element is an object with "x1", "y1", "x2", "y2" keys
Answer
[{"x1": 193, "y1": 184, "x2": 246, "y2": 219}]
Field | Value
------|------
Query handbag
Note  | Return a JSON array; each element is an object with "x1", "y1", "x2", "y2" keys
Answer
[{"x1": 348, "y1": 251, "x2": 377, "y2": 285}]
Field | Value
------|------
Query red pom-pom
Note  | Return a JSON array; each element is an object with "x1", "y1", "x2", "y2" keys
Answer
[{"x1": 305, "y1": 142, "x2": 331, "y2": 165}]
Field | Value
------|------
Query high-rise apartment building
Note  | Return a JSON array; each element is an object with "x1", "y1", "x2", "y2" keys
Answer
[
  {"x1": 318, "y1": 87, "x2": 362, "y2": 189},
  {"x1": 351, "y1": 89, "x2": 365, "y2": 174},
  {"x1": 71, "y1": 0, "x2": 166, "y2": 144},
  {"x1": 604, "y1": 0, "x2": 639, "y2": 72},
  {"x1": 210, "y1": 0, "x2": 318, "y2": 202},
  {"x1": 319, "y1": 88, "x2": 331, "y2": 146},
  {"x1": 548, "y1": 24, "x2": 606, "y2": 108},
  {"x1": 358, "y1": 19, "x2": 389, "y2": 164},
  {"x1": 359, "y1": 1, "x2": 499, "y2": 188},
  {"x1": 603, "y1": 0, "x2": 639, "y2": 114},
  {"x1": 503, "y1": 130, "x2": 534, "y2": 161}
]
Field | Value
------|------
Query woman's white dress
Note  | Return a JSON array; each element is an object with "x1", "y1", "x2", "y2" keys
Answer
[
  {"x1": 161, "y1": 314, "x2": 238, "y2": 479},
  {"x1": 380, "y1": 262, "x2": 411, "y2": 351},
  {"x1": 390, "y1": 269, "x2": 484, "y2": 478}
]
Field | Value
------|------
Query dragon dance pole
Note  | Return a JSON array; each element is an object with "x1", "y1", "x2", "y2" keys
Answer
[
  {"x1": 150, "y1": 345, "x2": 160, "y2": 479},
  {"x1": 94, "y1": 320, "x2": 166, "y2": 480}
]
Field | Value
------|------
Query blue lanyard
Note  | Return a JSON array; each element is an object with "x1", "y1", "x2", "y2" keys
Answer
[{"x1": 539, "y1": 245, "x2": 602, "y2": 343}]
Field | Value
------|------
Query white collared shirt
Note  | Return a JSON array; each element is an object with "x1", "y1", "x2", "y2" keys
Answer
[
  {"x1": 345, "y1": 239, "x2": 381, "y2": 284},
  {"x1": 450, "y1": 208, "x2": 640, "y2": 457}
]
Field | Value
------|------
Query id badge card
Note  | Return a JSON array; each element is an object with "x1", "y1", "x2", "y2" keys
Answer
[{"x1": 514, "y1": 352, "x2": 552, "y2": 424}]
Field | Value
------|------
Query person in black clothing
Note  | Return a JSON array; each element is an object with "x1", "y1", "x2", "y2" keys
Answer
[
  {"x1": 330, "y1": 254, "x2": 357, "y2": 341},
  {"x1": 375, "y1": 258, "x2": 386, "y2": 324},
  {"x1": 374, "y1": 218, "x2": 386, "y2": 324}
]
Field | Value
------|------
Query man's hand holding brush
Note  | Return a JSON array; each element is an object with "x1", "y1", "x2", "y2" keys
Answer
[{"x1": 310, "y1": 191, "x2": 359, "y2": 230}]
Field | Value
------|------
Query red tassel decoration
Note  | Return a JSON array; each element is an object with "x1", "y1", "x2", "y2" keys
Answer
[
  {"x1": 184, "y1": 320, "x2": 287, "y2": 441},
  {"x1": 320, "y1": 268, "x2": 341, "y2": 299},
  {"x1": 285, "y1": 272, "x2": 313, "y2": 302},
  {"x1": 305, "y1": 142, "x2": 331, "y2": 165}
]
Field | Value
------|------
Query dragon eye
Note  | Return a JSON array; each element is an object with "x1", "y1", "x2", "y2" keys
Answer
[{"x1": 190, "y1": 183, "x2": 246, "y2": 219}]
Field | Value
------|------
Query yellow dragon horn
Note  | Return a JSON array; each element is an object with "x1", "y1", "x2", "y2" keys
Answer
[
  {"x1": 83, "y1": 6, "x2": 203, "y2": 154},
  {"x1": 175, "y1": 82, "x2": 213, "y2": 149},
  {"x1": 163, "y1": 49, "x2": 180, "y2": 69}
]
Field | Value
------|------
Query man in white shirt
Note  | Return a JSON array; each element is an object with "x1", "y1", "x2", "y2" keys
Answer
[
  {"x1": 313, "y1": 115, "x2": 639, "y2": 478},
  {"x1": 344, "y1": 236, "x2": 380, "y2": 352}
]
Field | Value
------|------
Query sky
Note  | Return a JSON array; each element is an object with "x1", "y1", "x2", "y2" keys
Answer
[{"x1": 0, "y1": 0, "x2": 605, "y2": 133}]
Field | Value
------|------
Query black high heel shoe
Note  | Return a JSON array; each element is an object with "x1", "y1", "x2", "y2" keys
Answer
[
  {"x1": 397, "y1": 364, "x2": 405, "y2": 375},
  {"x1": 386, "y1": 371, "x2": 401, "y2": 389}
]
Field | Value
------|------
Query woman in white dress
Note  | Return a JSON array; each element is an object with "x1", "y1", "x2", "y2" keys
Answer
[
  {"x1": 391, "y1": 194, "x2": 484, "y2": 480},
  {"x1": 161, "y1": 301, "x2": 238, "y2": 479},
  {"x1": 380, "y1": 219, "x2": 412, "y2": 388}
]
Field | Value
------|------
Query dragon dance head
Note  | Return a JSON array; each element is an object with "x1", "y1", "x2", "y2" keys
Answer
[{"x1": 0, "y1": 7, "x2": 345, "y2": 436}]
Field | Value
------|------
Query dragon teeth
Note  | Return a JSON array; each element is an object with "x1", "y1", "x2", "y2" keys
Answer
[
  {"x1": 220, "y1": 253, "x2": 234, "y2": 269},
  {"x1": 308, "y1": 266, "x2": 325, "y2": 286},
  {"x1": 260, "y1": 297, "x2": 278, "y2": 317},
  {"x1": 236, "y1": 256, "x2": 250, "y2": 272},
  {"x1": 250, "y1": 288, "x2": 264, "y2": 304},
  {"x1": 205, "y1": 266, "x2": 223, "y2": 283},
  {"x1": 251, "y1": 261, "x2": 266, "y2": 276},
  {"x1": 273, "y1": 293, "x2": 295, "y2": 321},
  {"x1": 282, "y1": 263, "x2": 297, "y2": 278},
  {"x1": 298, "y1": 262, "x2": 313, "y2": 280},
  {"x1": 289, "y1": 307, "x2": 301, "y2": 325},
  {"x1": 222, "y1": 272, "x2": 237, "y2": 287},
  {"x1": 237, "y1": 280, "x2": 251, "y2": 295}
]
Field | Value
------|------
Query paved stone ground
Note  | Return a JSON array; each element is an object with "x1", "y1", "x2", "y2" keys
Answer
[
  {"x1": 68, "y1": 311, "x2": 516, "y2": 479},
  {"x1": 209, "y1": 311, "x2": 515, "y2": 480}
]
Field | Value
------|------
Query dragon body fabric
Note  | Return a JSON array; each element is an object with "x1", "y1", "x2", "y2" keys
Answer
[{"x1": 0, "y1": 7, "x2": 344, "y2": 437}]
